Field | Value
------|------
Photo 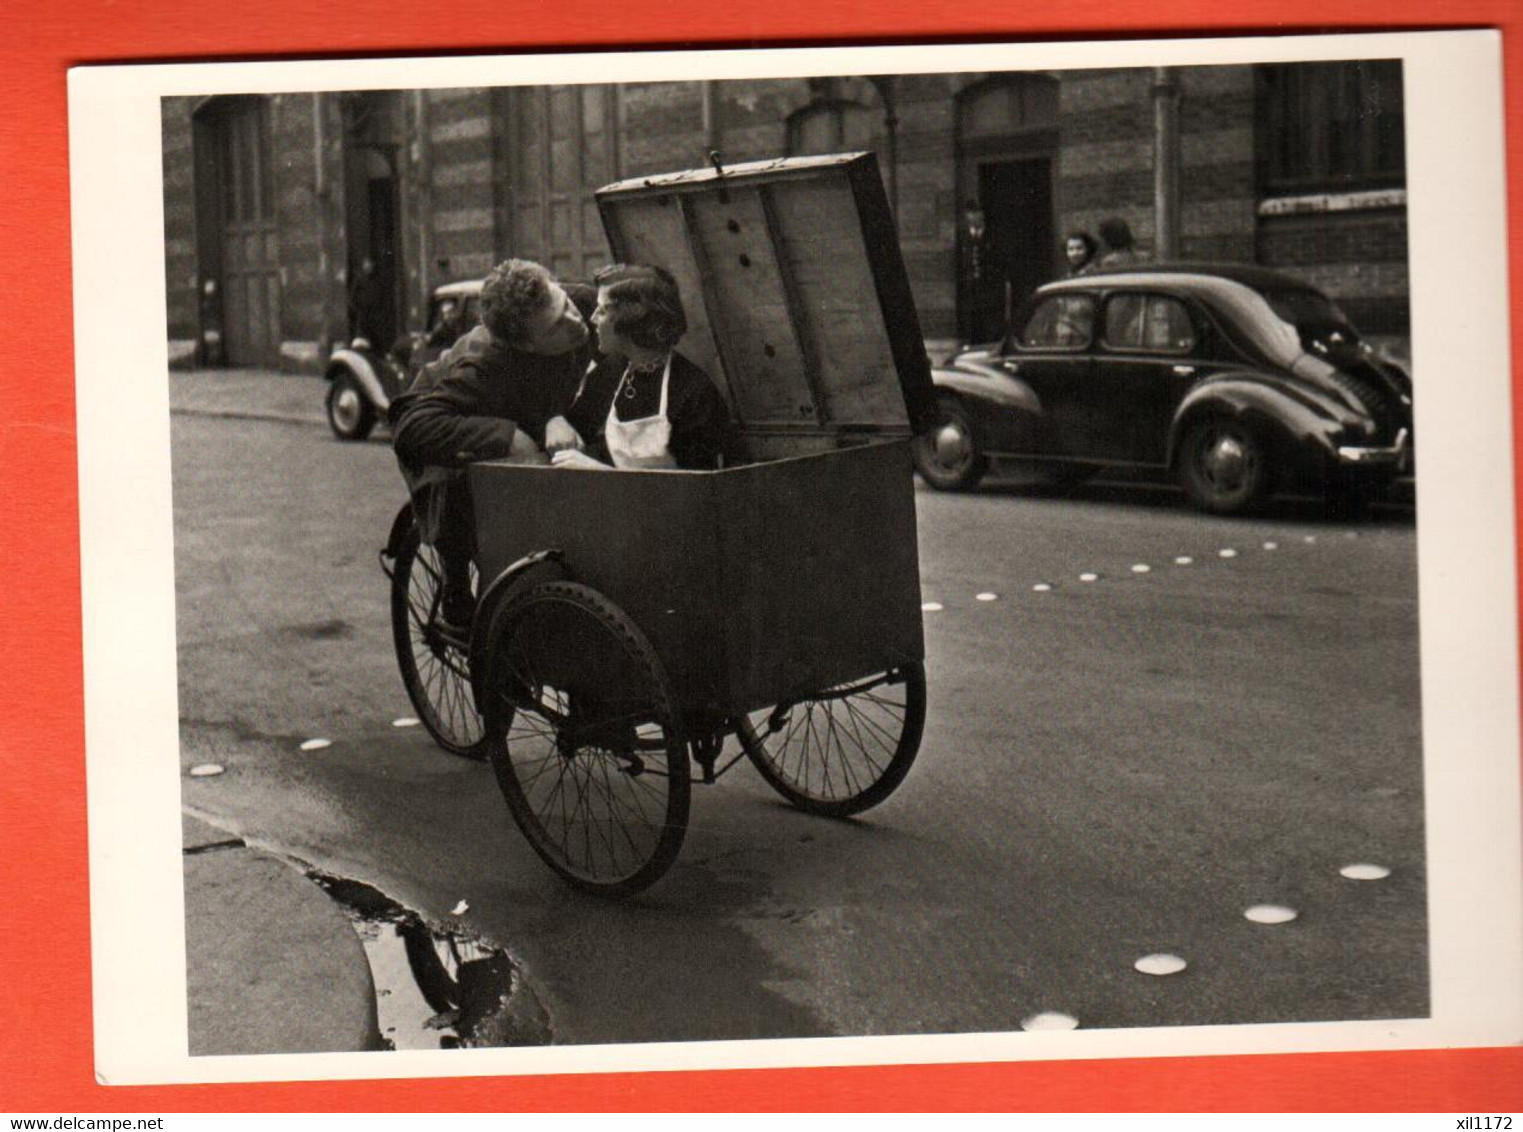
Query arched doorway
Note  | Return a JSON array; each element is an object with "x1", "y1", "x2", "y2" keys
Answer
[
  {"x1": 191, "y1": 95, "x2": 281, "y2": 368},
  {"x1": 956, "y1": 75, "x2": 1060, "y2": 342},
  {"x1": 341, "y1": 91, "x2": 405, "y2": 350},
  {"x1": 786, "y1": 83, "x2": 885, "y2": 157}
]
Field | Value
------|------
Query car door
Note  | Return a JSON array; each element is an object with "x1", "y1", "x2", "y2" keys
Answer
[
  {"x1": 1003, "y1": 291, "x2": 1100, "y2": 457},
  {"x1": 1094, "y1": 291, "x2": 1207, "y2": 465}
]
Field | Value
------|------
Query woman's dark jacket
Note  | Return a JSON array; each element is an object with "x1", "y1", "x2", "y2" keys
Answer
[{"x1": 563, "y1": 351, "x2": 729, "y2": 470}]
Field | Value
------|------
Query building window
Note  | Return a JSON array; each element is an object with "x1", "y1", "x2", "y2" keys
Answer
[{"x1": 1258, "y1": 61, "x2": 1405, "y2": 194}]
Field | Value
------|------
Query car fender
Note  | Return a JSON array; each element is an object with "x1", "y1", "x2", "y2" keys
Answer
[
  {"x1": 327, "y1": 348, "x2": 393, "y2": 413},
  {"x1": 930, "y1": 359, "x2": 1042, "y2": 448},
  {"x1": 1168, "y1": 373, "x2": 1350, "y2": 475}
]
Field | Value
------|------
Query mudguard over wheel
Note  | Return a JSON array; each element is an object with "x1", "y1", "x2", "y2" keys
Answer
[
  {"x1": 738, "y1": 662, "x2": 926, "y2": 818},
  {"x1": 390, "y1": 511, "x2": 488, "y2": 760},
  {"x1": 482, "y1": 581, "x2": 690, "y2": 897}
]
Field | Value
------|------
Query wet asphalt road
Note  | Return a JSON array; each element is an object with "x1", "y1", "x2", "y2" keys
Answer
[{"x1": 174, "y1": 405, "x2": 1425, "y2": 1044}]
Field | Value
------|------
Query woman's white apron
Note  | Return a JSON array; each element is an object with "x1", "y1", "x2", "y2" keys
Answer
[{"x1": 604, "y1": 355, "x2": 676, "y2": 470}]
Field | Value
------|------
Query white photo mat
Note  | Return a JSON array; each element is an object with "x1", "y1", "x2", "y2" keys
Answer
[{"x1": 69, "y1": 30, "x2": 1520, "y2": 1086}]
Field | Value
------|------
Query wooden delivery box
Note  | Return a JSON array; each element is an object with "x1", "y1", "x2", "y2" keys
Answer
[{"x1": 471, "y1": 153, "x2": 937, "y2": 721}]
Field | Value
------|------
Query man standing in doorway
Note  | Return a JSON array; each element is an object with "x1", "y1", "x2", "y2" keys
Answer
[{"x1": 347, "y1": 254, "x2": 392, "y2": 348}]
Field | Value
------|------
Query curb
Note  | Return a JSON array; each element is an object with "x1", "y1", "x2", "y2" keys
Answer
[{"x1": 183, "y1": 813, "x2": 385, "y2": 1055}]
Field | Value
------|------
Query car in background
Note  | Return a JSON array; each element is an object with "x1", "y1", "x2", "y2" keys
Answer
[
  {"x1": 324, "y1": 278, "x2": 483, "y2": 441},
  {"x1": 914, "y1": 264, "x2": 1413, "y2": 515}
]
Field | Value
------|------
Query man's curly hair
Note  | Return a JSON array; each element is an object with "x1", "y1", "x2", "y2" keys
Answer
[
  {"x1": 479, "y1": 259, "x2": 556, "y2": 344},
  {"x1": 593, "y1": 263, "x2": 688, "y2": 352}
]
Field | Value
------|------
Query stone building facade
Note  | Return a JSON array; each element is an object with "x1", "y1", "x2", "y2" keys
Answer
[{"x1": 161, "y1": 61, "x2": 1408, "y2": 372}]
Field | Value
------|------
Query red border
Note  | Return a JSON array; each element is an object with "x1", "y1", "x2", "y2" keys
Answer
[{"x1": 3, "y1": 1, "x2": 1518, "y2": 1112}]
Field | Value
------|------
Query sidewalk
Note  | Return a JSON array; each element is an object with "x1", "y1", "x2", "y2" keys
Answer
[
  {"x1": 183, "y1": 812, "x2": 384, "y2": 1055},
  {"x1": 170, "y1": 368, "x2": 331, "y2": 430},
  {"x1": 175, "y1": 369, "x2": 385, "y2": 1054}
]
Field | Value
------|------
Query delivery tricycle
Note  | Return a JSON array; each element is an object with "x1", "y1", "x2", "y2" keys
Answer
[{"x1": 382, "y1": 152, "x2": 938, "y2": 896}]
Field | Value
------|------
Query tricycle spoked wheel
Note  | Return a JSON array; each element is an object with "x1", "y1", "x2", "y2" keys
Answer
[
  {"x1": 737, "y1": 662, "x2": 926, "y2": 818},
  {"x1": 390, "y1": 519, "x2": 488, "y2": 760},
  {"x1": 483, "y1": 582, "x2": 690, "y2": 897}
]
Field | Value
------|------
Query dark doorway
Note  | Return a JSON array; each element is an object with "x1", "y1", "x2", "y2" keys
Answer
[
  {"x1": 192, "y1": 96, "x2": 282, "y2": 368},
  {"x1": 966, "y1": 158, "x2": 1054, "y2": 343},
  {"x1": 342, "y1": 92, "x2": 404, "y2": 350}
]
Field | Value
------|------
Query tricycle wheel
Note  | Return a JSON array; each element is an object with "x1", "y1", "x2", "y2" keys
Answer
[
  {"x1": 737, "y1": 661, "x2": 926, "y2": 818},
  {"x1": 482, "y1": 581, "x2": 689, "y2": 897},
  {"x1": 390, "y1": 513, "x2": 488, "y2": 760}
]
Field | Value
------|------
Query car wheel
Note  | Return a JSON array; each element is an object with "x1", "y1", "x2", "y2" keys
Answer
[
  {"x1": 1177, "y1": 416, "x2": 1271, "y2": 515},
  {"x1": 326, "y1": 372, "x2": 376, "y2": 441},
  {"x1": 913, "y1": 396, "x2": 988, "y2": 491}
]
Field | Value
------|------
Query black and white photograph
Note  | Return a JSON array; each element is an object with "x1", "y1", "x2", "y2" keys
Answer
[{"x1": 68, "y1": 32, "x2": 1520, "y2": 1084}]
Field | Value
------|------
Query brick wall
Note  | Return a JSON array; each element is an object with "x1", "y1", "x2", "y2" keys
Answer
[
  {"x1": 424, "y1": 88, "x2": 499, "y2": 287},
  {"x1": 161, "y1": 98, "x2": 198, "y2": 366},
  {"x1": 896, "y1": 75, "x2": 960, "y2": 338},
  {"x1": 1258, "y1": 208, "x2": 1410, "y2": 333},
  {"x1": 161, "y1": 68, "x2": 1411, "y2": 369}
]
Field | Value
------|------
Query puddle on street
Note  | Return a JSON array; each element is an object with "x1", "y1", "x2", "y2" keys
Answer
[{"x1": 310, "y1": 874, "x2": 551, "y2": 1050}]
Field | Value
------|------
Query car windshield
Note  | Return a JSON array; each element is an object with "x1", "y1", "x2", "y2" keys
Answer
[{"x1": 1262, "y1": 288, "x2": 1361, "y2": 349}]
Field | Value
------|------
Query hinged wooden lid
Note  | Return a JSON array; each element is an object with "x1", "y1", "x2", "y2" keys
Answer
[{"x1": 595, "y1": 153, "x2": 936, "y2": 441}]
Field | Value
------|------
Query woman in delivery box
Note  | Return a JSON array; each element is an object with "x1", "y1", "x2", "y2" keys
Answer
[{"x1": 548, "y1": 263, "x2": 729, "y2": 472}]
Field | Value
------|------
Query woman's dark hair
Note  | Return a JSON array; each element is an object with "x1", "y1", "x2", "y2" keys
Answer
[
  {"x1": 1097, "y1": 216, "x2": 1135, "y2": 252},
  {"x1": 1064, "y1": 230, "x2": 1098, "y2": 263},
  {"x1": 593, "y1": 263, "x2": 688, "y2": 352}
]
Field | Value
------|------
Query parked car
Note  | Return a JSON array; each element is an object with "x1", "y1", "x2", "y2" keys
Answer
[
  {"x1": 914, "y1": 264, "x2": 1413, "y2": 514},
  {"x1": 324, "y1": 278, "x2": 483, "y2": 441}
]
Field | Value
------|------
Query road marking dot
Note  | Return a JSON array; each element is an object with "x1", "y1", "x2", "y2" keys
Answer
[
  {"x1": 299, "y1": 738, "x2": 332, "y2": 752},
  {"x1": 1032, "y1": 583, "x2": 1052, "y2": 593},
  {"x1": 450, "y1": 899, "x2": 470, "y2": 915},
  {"x1": 1021, "y1": 1011, "x2": 1079, "y2": 1032},
  {"x1": 976, "y1": 592, "x2": 999, "y2": 602},
  {"x1": 1131, "y1": 563, "x2": 1152, "y2": 574},
  {"x1": 1219, "y1": 548, "x2": 1238, "y2": 558},
  {"x1": 1079, "y1": 572, "x2": 1099, "y2": 582},
  {"x1": 1134, "y1": 953, "x2": 1187, "y2": 976},
  {"x1": 188, "y1": 764, "x2": 225, "y2": 778},
  {"x1": 922, "y1": 602, "x2": 943, "y2": 612},
  {"x1": 1174, "y1": 556, "x2": 1193, "y2": 566},
  {"x1": 1340, "y1": 863, "x2": 1391, "y2": 881},
  {"x1": 1244, "y1": 904, "x2": 1299, "y2": 925},
  {"x1": 1304, "y1": 535, "x2": 1318, "y2": 544},
  {"x1": 1263, "y1": 541, "x2": 1279, "y2": 551},
  {"x1": 392, "y1": 717, "x2": 421, "y2": 728}
]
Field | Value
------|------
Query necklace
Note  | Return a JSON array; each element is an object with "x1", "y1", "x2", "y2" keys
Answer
[{"x1": 622, "y1": 356, "x2": 666, "y2": 399}]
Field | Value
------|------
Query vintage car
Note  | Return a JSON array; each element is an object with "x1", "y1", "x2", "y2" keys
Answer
[
  {"x1": 914, "y1": 264, "x2": 1413, "y2": 514},
  {"x1": 323, "y1": 278, "x2": 483, "y2": 441}
]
